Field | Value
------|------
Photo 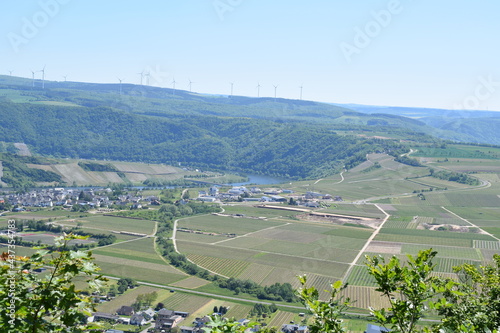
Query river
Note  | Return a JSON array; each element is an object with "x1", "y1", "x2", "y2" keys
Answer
[{"x1": 229, "y1": 174, "x2": 289, "y2": 186}]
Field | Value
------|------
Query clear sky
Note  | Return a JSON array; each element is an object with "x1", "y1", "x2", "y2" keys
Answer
[{"x1": 2, "y1": 0, "x2": 500, "y2": 110}]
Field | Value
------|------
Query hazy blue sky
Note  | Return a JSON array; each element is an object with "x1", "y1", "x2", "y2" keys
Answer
[{"x1": 2, "y1": 0, "x2": 500, "y2": 110}]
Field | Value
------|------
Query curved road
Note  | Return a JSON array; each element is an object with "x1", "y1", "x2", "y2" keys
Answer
[
  {"x1": 172, "y1": 210, "x2": 230, "y2": 278},
  {"x1": 314, "y1": 171, "x2": 344, "y2": 185}
]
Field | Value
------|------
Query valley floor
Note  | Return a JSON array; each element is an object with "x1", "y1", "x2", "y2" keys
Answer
[{"x1": 2, "y1": 149, "x2": 500, "y2": 332}]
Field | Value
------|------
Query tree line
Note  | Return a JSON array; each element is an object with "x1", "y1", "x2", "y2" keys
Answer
[{"x1": 429, "y1": 168, "x2": 480, "y2": 185}]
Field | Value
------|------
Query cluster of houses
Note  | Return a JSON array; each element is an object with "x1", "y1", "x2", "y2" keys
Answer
[
  {"x1": 0, "y1": 184, "x2": 343, "y2": 211},
  {"x1": 89, "y1": 298, "x2": 386, "y2": 333},
  {"x1": 90, "y1": 302, "x2": 324, "y2": 333},
  {"x1": 0, "y1": 187, "x2": 161, "y2": 210},
  {"x1": 197, "y1": 186, "x2": 342, "y2": 206},
  {"x1": 197, "y1": 186, "x2": 261, "y2": 202},
  {"x1": 92, "y1": 306, "x2": 189, "y2": 332},
  {"x1": 93, "y1": 305, "x2": 304, "y2": 333}
]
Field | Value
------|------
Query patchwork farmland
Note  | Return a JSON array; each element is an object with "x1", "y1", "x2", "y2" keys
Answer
[
  {"x1": 172, "y1": 150, "x2": 500, "y2": 314},
  {"x1": 3, "y1": 146, "x2": 500, "y2": 332},
  {"x1": 177, "y1": 208, "x2": 376, "y2": 298}
]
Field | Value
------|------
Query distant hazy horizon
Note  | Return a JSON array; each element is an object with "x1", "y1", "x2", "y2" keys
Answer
[{"x1": 2, "y1": 0, "x2": 500, "y2": 111}]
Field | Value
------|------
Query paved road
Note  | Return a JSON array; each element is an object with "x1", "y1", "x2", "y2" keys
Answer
[{"x1": 342, "y1": 204, "x2": 391, "y2": 280}]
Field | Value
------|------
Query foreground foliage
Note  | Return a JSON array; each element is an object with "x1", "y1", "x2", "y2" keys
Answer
[
  {"x1": 0, "y1": 234, "x2": 105, "y2": 332},
  {"x1": 366, "y1": 249, "x2": 442, "y2": 333},
  {"x1": 365, "y1": 249, "x2": 500, "y2": 332},
  {"x1": 434, "y1": 254, "x2": 500, "y2": 332},
  {"x1": 263, "y1": 249, "x2": 499, "y2": 333},
  {"x1": 297, "y1": 275, "x2": 350, "y2": 333}
]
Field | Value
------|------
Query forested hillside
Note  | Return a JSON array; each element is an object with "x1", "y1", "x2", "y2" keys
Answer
[
  {"x1": 433, "y1": 118, "x2": 500, "y2": 145},
  {"x1": 0, "y1": 101, "x2": 415, "y2": 179},
  {"x1": 0, "y1": 76, "x2": 455, "y2": 180},
  {"x1": 0, "y1": 75, "x2": 458, "y2": 135}
]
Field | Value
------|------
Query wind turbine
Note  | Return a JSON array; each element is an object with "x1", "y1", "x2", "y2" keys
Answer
[
  {"x1": 256, "y1": 82, "x2": 261, "y2": 97},
  {"x1": 172, "y1": 78, "x2": 176, "y2": 95},
  {"x1": 299, "y1": 84, "x2": 303, "y2": 100},
  {"x1": 137, "y1": 71, "x2": 144, "y2": 85},
  {"x1": 30, "y1": 69, "x2": 36, "y2": 87},
  {"x1": 117, "y1": 77, "x2": 124, "y2": 95},
  {"x1": 63, "y1": 75, "x2": 67, "y2": 82},
  {"x1": 230, "y1": 82, "x2": 234, "y2": 96},
  {"x1": 188, "y1": 79, "x2": 194, "y2": 92},
  {"x1": 145, "y1": 72, "x2": 150, "y2": 86},
  {"x1": 8, "y1": 70, "x2": 13, "y2": 76},
  {"x1": 40, "y1": 65, "x2": 46, "y2": 89},
  {"x1": 273, "y1": 84, "x2": 278, "y2": 100}
]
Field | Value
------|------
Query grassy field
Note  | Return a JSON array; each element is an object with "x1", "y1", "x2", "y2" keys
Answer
[
  {"x1": 374, "y1": 226, "x2": 495, "y2": 248},
  {"x1": 268, "y1": 311, "x2": 296, "y2": 327},
  {"x1": 176, "y1": 231, "x2": 229, "y2": 244},
  {"x1": 161, "y1": 292, "x2": 212, "y2": 313},
  {"x1": 95, "y1": 259, "x2": 186, "y2": 285},
  {"x1": 345, "y1": 265, "x2": 377, "y2": 287},
  {"x1": 170, "y1": 276, "x2": 210, "y2": 289},
  {"x1": 221, "y1": 205, "x2": 295, "y2": 218},
  {"x1": 93, "y1": 238, "x2": 170, "y2": 265},
  {"x1": 178, "y1": 214, "x2": 285, "y2": 235},
  {"x1": 402, "y1": 244, "x2": 483, "y2": 260},
  {"x1": 187, "y1": 254, "x2": 251, "y2": 277},
  {"x1": 321, "y1": 204, "x2": 385, "y2": 218},
  {"x1": 224, "y1": 304, "x2": 252, "y2": 320},
  {"x1": 91, "y1": 235, "x2": 189, "y2": 285},
  {"x1": 13, "y1": 231, "x2": 95, "y2": 245},
  {"x1": 395, "y1": 192, "x2": 500, "y2": 207},
  {"x1": 62, "y1": 215, "x2": 156, "y2": 235}
]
